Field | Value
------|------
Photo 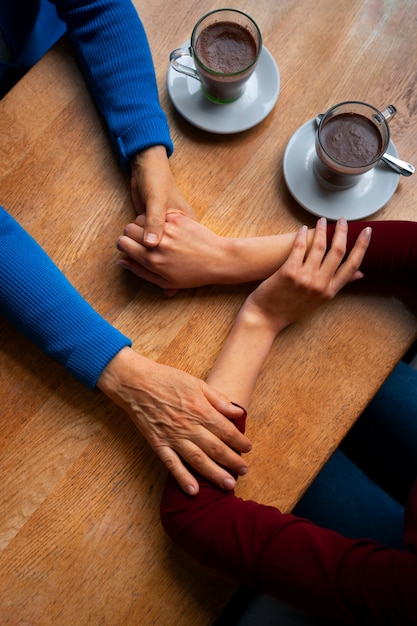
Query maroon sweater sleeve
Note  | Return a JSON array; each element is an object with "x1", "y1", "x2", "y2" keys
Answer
[
  {"x1": 160, "y1": 412, "x2": 417, "y2": 625},
  {"x1": 160, "y1": 220, "x2": 417, "y2": 625},
  {"x1": 326, "y1": 220, "x2": 417, "y2": 284}
]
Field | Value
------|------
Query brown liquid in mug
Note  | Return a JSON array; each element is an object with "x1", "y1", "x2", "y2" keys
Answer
[
  {"x1": 194, "y1": 21, "x2": 257, "y2": 73},
  {"x1": 320, "y1": 113, "x2": 383, "y2": 168}
]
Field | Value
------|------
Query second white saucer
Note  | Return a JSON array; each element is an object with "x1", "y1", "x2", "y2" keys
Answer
[
  {"x1": 283, "y1": 119, "x2": 400, "y2": 221},
  {"x1": 166, "y1": 45, "x2": 280, "y2": 134}
]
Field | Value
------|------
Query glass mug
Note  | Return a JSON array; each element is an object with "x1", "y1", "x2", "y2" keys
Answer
[
  {"x1": 314, "y1": 101, "x2": 397, "y2": 190},
  {"x1": 169, "y1": 9, "x2": 262, "y2": 104}
]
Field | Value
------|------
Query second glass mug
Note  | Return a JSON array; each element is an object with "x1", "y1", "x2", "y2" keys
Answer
[{"x1": 314, "y1": 101, "x2": 397, "y2": 190}]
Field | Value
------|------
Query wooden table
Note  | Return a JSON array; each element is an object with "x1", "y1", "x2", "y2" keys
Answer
[{"x1": 1, "y1": 1, "x2": 417, "y2": 624}]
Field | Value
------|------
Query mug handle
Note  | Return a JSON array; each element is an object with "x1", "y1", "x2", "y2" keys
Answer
[
  {"x1": 169, "y1": 47, "x2": 201, "y2": 81},
  {"x1": 374, "y1": 104, "x2": 397, "y2": 124}
]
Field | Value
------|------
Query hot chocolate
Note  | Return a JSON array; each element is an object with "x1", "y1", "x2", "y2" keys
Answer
[
  {"x1": 320, "y1": 112, "x2": 383, "y2": 168},
  {"x1": 313, "y1": 101, "x2": 394, "y2": 190},
  {"x1": 169, "y1": 9, "x2": 262, "y2": 104},
  {"x1": 194, "y1": 21, "x2": 258, "y2": 74}
]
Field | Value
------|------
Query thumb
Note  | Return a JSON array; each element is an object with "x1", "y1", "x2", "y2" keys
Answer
[{"x1": 142, "y1": 208, "x2": 165, "y2": 247}]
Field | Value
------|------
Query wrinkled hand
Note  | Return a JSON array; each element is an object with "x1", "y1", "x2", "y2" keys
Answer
[
  {"x1": 117, "y1": 212, "x2": 226, "y2": 291},
  {"x1": 97, "y1": 347, "x2": 251, "y2": 495},
  {"x1": 130, "y1": 146, "x2": 198, "y2": 247},
  {"x1": 244, "y1": 217, "x2": 372, "y2": 333}
]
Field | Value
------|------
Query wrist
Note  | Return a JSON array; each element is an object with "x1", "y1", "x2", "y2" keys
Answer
[
  {"x1": 208, "y1": 301, "x2": 279, "y2": 406},
  {"x1": 97, "y1": 347, "x2": 145, "y2": 400},
  {"x1": 217, "y1": 236, "x2": 267, "y2": 284},
  {"x1": 223, "y1": 233, "x2": 301, "y2": 284},
  {"x1": 239, "y1": 298, "x2": 289, "y2": 341},
  {"x1": 131, "y1": 145, "x2": 169, "y2": 172}
]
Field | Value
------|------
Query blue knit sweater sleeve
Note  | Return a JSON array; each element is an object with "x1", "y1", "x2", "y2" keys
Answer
[
  {"x1": 0, "y1": 207, "x2": 132, "y2": 388},
  {"x1": 52, "y1": 0, "x2": 174, "y2": 169}
]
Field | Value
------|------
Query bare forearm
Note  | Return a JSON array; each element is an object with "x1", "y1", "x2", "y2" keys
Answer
[
  {"x1": 222, "y1": 232, "x2": 300, "y2": 284},
  {"x1": 206, "y1": 219, "x2": 370, "y2": 407},
  {"x1": 117, "y1": 215, "x2": 314, "y2": 291},
  {"x1": 207, "y1": 305, "x2": 285, "y2": 408}
]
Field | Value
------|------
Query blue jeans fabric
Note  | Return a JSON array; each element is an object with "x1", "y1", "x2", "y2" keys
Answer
[
  {"x1": 339, "y1": 360, "x2": 417, "y2": 505},
  {"x1": 293, "y1": 448, "x2": 404, "y2": 548}
]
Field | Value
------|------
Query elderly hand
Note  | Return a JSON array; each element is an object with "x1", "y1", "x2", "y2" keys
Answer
[
  {"x1": 97, "y1": 347, "x2": 251, "y2": 495},
  {"x1": 130, "y1": 146, "x2": 198, "y2": 246}
]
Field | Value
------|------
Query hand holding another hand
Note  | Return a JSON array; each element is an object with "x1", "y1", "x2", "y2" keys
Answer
[
  {"x1": 130, "y1": 146, "x2": 198, "y2": 246},
  {"x1": 243, "y1": 217, "x2": 372, "y2": 336},
  {"x1": 97, "y1": 347, "x2": 251, "y2": 495},
  {"x1": 117, "y1": 212, "x2": 229, "y2": 291}
]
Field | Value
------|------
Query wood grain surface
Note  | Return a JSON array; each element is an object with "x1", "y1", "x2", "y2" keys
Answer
[{"x1": 1, "y1": 1, "x2": 417, "y2": 624}]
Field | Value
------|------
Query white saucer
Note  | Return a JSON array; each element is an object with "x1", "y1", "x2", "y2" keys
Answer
[
  {"x1": 283, "y1": 119, "x2": 400, "y2": 221},
  {"x1": 166, "y1": 45, "x2": 280, "y2": 134}
]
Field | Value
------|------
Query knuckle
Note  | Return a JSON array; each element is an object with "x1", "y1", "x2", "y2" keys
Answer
[
  {"x1": 330, "y1": 240, "x2": 347, "y2": 258},
  {"x1": 315, "y1": 238, "x2": 328, "y2": 254},
  {"x1": 185, "y1": 447, "x2": 206, "y2": 469},
  {"x1": 146, "y1": 215, "x2": 164, "y2": 229},
  {"x1": 162, "y1": 454, "x2": 179, "y2": 472},
  {"x1": 280, "y1": 262, "x2": 298, "y2": 282}
]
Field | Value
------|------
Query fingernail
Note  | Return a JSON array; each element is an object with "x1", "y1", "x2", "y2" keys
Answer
[
  {"x1": 364, "y1": 226, "x2": 372, "y2": 239},
  {"x1": 238, "y1": 465, "x2": 248, "y2": 476},
  {"x1": 223, "y1": 477, "x2": 236, "y2": 490},
  {"x1": 319, "y1": 217, "x2": 327, "y2": 226},
  {"x1": 186, "y1": 484, "x2": 197, "y2": 495},
  {"x1": 338, "y1": 217, "x2": 347, "y2": 225},
  {"x1": 145, "y1": 233, "x2": 158, "y2": 244}
]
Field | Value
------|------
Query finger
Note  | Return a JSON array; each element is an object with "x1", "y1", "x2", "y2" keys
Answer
[
  {"x1": 116, "y1": 233, "x2": 147, "y2": 260},
  {"x1": 143, "y1": 210, "x2": 165, "y2": 247},
  {"x1": 163, "y1": 288, "x2": 179, "y2": 297},
  {"x1": 305, "y1": 217, "x2": 329, "y2": 268},
  {"x1": 203, "y1": 385, "x2": 252, "y2": 454},
  {"x1": 134, "y1": 213, "x2": 146, "y2": 226},
  {"x1": 158, "y1": 438, "x2": 248, "y2": 493},
  {"x1": 286, "y1": 224, "x2": 309, "y2": 266},
  {"x1": 321, "y1": 217, "x2": 350, "y2": 272},
  {"x1": 116, "y1": 256, "x2": 169, "y2": 289},
  {"x1": 123, "y1": 221, "x2": 145, "y2": 244},
  {"x1": 333, "y1": 226, "x2": 372, "y2": 287},
  {"x1": 156, "y1": 446, "x2": 201, "y2": 495}
]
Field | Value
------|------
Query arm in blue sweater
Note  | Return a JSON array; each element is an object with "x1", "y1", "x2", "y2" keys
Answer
[
  {"x1": 1, "y1": 1, "x2": 196, "y2": 243},
  {"x1": 52, "y1": 0, "x2": 173, "y2": 166},
  {"x1": 52, "y1": 0, "x2": 197, "y2": 246},
  {"x1": 0, "y1": 206, "x2": 131, "y2": 388},
  {"x1": 0, "y1": 206, "x2": 250, "y2": 493}
]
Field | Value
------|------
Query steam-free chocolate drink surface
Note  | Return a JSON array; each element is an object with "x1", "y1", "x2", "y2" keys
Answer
[
  {"x1": 195, "y1": 21, "x2": 257, "y2": 73},
  {"x1": 321, "y1": 113, "x2": 383, "y2": 167}
]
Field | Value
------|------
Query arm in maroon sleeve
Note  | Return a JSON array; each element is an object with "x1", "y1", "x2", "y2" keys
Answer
[
  {"x1": 327, "y1": 221, "x2": 417, "y2": 285},
  {"x1": 160, "y1": 411, "x2": 417, "y2": 625},
  {"x1": 160, "y1": 220, "x2": 417, "y2": 625}
]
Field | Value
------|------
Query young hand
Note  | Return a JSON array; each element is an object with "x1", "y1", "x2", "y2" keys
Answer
[
  {"x1": 117, "y1": 212, "x2": 301, "y2": 293},
  {"x1": 117, "y1": 212, "x2": 227, "y2": 290},
  {"x1": 243, "y1": 217, "x2": 372, "y2": 335}
]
